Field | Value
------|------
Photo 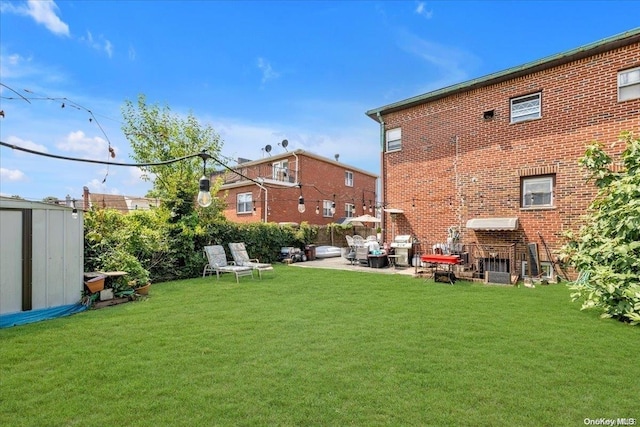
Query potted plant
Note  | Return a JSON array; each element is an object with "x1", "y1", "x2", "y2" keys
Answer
[
  {"x1": 376, "y1": 226, "x2": 382, "y2": 242},
  {"x1": 101, "y1": 249, "x2": 151, "y2": 296}
]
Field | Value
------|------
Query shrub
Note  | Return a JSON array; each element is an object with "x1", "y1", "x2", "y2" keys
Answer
[{"x1": 561, "y1": 131, "x2": 640, "y2": 325}]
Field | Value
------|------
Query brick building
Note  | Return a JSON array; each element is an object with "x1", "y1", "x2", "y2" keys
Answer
[
  {"x1": 366, "y1": 28, "x2": 640, "y2": 281},
  {"x1": 214, "y1": 149, "x2": 378, "y2": 226}
]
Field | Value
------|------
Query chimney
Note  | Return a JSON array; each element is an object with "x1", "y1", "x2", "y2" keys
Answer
[{"x1": 83, "y1": 186, "x2": 90, "y2": 211}]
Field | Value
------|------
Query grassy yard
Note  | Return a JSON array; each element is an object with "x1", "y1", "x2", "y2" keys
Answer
[{"x1": 1, "y1": 265, "x2": 638, "y2": 426}]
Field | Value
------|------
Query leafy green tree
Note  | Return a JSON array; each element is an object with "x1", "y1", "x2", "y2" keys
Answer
[
  {"x1": 121, "y1": 94, "x2": 225, "y2": 214},
  {"x1": 561, "y1": 131, "x2": 640, "y2": 325}
]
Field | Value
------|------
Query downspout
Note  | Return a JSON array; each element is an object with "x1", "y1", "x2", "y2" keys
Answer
[
  {"x1": 376, "y1": 112, "x2": 385, "y2": 242},
  {"x1": 256, "y1": 178, "x2": 268, "y2": 223},
  {"x1": 291, "y1": 150, "x2": 300, "y2": 184}
]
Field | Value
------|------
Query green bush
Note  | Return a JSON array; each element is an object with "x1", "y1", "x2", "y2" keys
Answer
[
  {"x1": 561, "y1": 131, "x2": 640, "y2": 325},
  {"x1": 84, "y1": 206, "x2": 322, "y2": 284}
]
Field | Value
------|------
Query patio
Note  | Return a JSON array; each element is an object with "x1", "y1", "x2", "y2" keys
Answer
[{"x1": 289, "y1": 254, "x2": 416, "y2": 276}]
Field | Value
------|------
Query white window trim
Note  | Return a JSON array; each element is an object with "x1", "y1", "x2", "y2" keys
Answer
[
  {"x1": 322, "y1": 200, "x2": 333, "y2": 217},
  {"x1": 386, "y1": 128, "x2": 402, "y2": 152},
  {"x1": 345, "y1": 171, "x2": 354, "y2": 187},
  {"x1": 618, "y1": 67, "x2": 640, "y2": 102},
  {"x1": 237, "y1": 192, "x2": 253, "y2": 214},
  {"x1": 272, "y1": 160, "x2": 289, "y2": 181},
  {"x1": 345, "y1": 203, "x2": 355, "y2": 218},
  {"x1": 521, "y1": 175, "x2": 554, "y2": 208},
  {"x1": 511, "y1": 92, "x2": 541, "y2": 123}
]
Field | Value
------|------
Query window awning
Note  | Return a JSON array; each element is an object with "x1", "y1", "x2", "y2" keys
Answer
[{"x1": 466, "y1": 217, "x2": 519, "y2": 231}]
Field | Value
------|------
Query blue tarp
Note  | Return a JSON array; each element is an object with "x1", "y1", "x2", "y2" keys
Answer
[{"x1": 0, "y1": 303, "x2": 88, "y2": 328}]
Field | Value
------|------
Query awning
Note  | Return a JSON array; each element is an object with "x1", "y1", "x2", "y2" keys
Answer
[
  {"x1": 383, "y1": 208, "x2": 404, "y2": 214},
  {"x1": 466, "y1": 217, "x2": 519, "y2": 231}
]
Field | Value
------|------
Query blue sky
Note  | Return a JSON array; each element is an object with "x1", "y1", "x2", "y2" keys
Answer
[{"x1": 1, "y1": 0, "x2": 639, "y2": 201}]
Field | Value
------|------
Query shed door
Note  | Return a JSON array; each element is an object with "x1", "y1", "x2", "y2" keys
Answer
[{"x1": 0, "y1": 210, "x2": 23, "y2": 314}]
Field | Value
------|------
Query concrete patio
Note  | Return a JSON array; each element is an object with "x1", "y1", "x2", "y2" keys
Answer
[{"x1": 288, "y1": 255, "x2": 417, "y2": 276}]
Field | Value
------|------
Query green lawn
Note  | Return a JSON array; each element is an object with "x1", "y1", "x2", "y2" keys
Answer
[{"x1": 1, "y1": 266, "x2": 638, "y2": 426}]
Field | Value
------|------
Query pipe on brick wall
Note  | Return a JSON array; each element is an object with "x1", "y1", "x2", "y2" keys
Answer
[{"x1": 376, "y1": 112, "x2": 386, "y2": 241}]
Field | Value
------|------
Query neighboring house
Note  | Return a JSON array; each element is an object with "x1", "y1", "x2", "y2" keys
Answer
[
  {"x1": 82, "y1": 186, "x2": 160, "y2": 213},
  {"x1": 213, "y1": 149, "x2": 378, "y2": 225},
  {"x1": 366, "y1": 28, "x2": 640, "y2": 281}
]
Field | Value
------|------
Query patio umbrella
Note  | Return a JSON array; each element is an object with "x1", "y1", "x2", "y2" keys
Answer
[{"x1": 350, "y1": 214, "x2": 381, "y2": 223}]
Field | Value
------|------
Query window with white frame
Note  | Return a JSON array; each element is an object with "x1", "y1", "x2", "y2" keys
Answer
[
  {"x1": 237, "y1": 192, "x2": 253, "y2": 214},
  {"x1": 386, "y1": 128, "x2": 402, "y2": 152},
  {"x1": 511, "y1": 92, "x2": 541, "y2": 123},
  {"x1": 345, "y1": 203, "x2": 355, "y2": 218},
  {"x1": 521, "y1": 175, "x2": 554, "y2": 208},
  {"x1": 345, "y1": 171, "x2": 354, "y2": 187},
  {"x1": 522, "y1": 260, "x2": 553, "y2": 280},
  {"x1": 272, "y1": 160, "x2": 289, "y2": 181},
  {"x1": 618, "y1": 67, "x2": 640, "y2": 102},
  {"x1": 322, "y1": 200, "x2": 333, "y2": 217}
]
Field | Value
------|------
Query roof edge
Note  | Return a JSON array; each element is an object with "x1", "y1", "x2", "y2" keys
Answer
[{"x1": 366, "y1": 27, "x2": 640, "y2": 122}]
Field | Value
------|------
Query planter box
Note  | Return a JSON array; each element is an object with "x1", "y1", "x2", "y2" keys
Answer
[
  {"x1": 368, "y1": 255, "x2": 388, "y2": 269},
  {"x1": 84, "y1": 276, "x2": 106, "y2": 293}
]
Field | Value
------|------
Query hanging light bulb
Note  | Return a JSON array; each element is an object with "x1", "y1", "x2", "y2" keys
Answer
[
  {"x1": 71, "y1": 199, "x2": 78, "y2": 219},
  {"x1": 197, "y1": 175, "x2": 212, "y2": 207},
  {"x1": 298, "y1": 195, "x2": 306, "y2": 213}
]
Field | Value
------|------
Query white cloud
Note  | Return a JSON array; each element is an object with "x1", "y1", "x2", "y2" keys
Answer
[
  {"x1": 1, "y1": 0, "x2": 70, "y2": 36},
  {"x1": 104, "y1": 40, "x2": 113, "y2": 58},
  {"x1": 5, "y1": 135, "x2": 49, "y2": 154},
  {"x1": 395, "y1": 29, "x2": 479, "y2": 91},
  {"x1": 85, "y1": 178, "x2": 120, "y2": 195},
  {"x1": 415, "y1": 2, "x2": 433, "y2": 19},
  {"x1": 56, "y1": 130, "x2": 114, "y2": 159},
  {"x1": 0, "y1": 167, "x2": 26, "y2": 181},
  {"x1": 257, "y1": 57, "x2": 280, "y2": 84},
  {"x1": 80, "y1": 31, "x2": 114, "y2": 57},
  {"x1": 128, "y1": 45, "x2": 137, "y2": 61}
]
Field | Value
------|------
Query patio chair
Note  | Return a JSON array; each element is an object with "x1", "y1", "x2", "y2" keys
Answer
[
  {"x1": 355, "y1": 246, "x2": 370, "y2": 266},
  {"x1": 345, "y1": 235, "x2": 355, "y2": 248},
  {"x1": 203, "y1": 245, "x2": 254, "y2": 283},
  {"x1": 352, "y1": 235, "x2": 366, "y2": 247},
  {"x1": 228, "y1": 242, "x2": 274, "y2": 279}
]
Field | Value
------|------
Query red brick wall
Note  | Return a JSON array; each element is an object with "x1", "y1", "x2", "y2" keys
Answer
[
  {"x1": 380, "y1": 42, "x2": 640, "y2": 275},
  {"x1": 217, "y1": 153, "x2": 377, "y2": 225}
]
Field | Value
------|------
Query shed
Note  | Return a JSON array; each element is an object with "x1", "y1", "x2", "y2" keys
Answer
[{"x1": 0, "y1": 197, "x2": 85, "y2": 327}]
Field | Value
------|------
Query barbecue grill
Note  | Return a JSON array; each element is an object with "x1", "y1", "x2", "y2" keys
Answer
[
  {"x1": 390, "y1": 235, "x2": 413, "y2": 267},
  {"x1": 278, "y1": 247, "x2": 305, "y2": 263}
]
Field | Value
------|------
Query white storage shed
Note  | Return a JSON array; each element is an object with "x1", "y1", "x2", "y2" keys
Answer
[{"x1": 0, "y1": 197, "x2": 84, "y2": 326}]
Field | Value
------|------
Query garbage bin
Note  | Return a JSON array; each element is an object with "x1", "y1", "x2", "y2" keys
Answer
[{"x1": 305, "y1": 244, "x2": 317, "y2": 261}]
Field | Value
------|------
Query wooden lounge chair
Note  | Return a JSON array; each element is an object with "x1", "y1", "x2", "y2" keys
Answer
[
  {"x1": 228, "y1": 242, "x2": 274, "y2": 279},
  {"x1": 203, "y1": 245, "x2": 254, "y2": 283}
]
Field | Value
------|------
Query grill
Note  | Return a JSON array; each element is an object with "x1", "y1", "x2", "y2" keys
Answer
[
  {"x1": 278, "y1": 247, "x2": 305, "y2": 263},
  {"x1": 390, "y1": 235, "x2": 413, "y2": 267}
]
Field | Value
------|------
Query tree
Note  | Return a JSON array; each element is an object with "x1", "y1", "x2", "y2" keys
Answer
[
  {"x1": 561, "y1": 131, "x2": 640, "y2": 325},
  {"x1": 121, "y1": 94, "x2": 225, "y2": 213}
]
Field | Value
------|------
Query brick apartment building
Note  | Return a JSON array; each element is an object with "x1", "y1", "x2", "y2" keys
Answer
[
  {"x1": 213, "y1": 148, "x2": 378, "y2": 226},
  {"x1": 366, "y1": 28, "x2": 640, "y2": 281}
]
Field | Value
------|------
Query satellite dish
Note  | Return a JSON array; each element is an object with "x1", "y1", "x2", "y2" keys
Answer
[
  {"x1": 265, "y1": 144, "x2": 272, "y2": 155},
  {"x1": 281, "y1": 139, "x2": 288, "y2": 148},
  {"x1": 334, "y1": 153, "x2": 340, "y2": 161}
]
